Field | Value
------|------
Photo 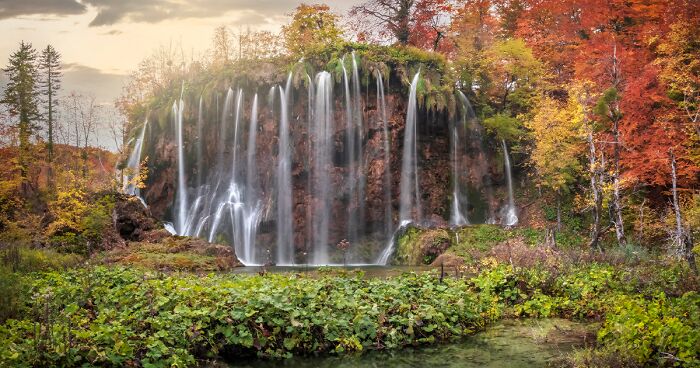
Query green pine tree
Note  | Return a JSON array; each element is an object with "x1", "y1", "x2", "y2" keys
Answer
[
  {"x1": 2, "y1": 41, "x2": 40, "y2": 180},
  {"x1": 39, "y1": 44, "x2": 62, "y2": 184}
]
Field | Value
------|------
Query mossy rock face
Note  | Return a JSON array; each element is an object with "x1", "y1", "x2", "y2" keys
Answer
[
  {"x1": 393, "y1": 225, "x2": 451, "y2": 266},
  {"x1": 100, "y1": 234, "x2": 241, "y2": 271},
  {"x1": 392, "y1": 224, "x2": 522, "y2": 266}
]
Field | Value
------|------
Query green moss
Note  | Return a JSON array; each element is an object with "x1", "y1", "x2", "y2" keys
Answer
[
  {"x1": 393, "y1": 226, "x2": 451, "y2": 265},
  {"x1": 452, "y1": 225, "x2": 509, "y2": 258}
]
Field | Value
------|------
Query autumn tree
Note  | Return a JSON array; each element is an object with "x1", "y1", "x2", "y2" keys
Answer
[
  {"x1": 594, "y1": 61, "x2": 625, "y2": 246},
  {"x1": 38, "y1": 44, "x2": 62, "y2": 185},
  {"x1": 117, "y1": 42, "x2": 187, "y2": 122},
  {"x1": 211, "y1": 25, "x2": 234, "y2": 66},
  {"x1": 237, "y1": 29, "x2": 284, "y2": 60},
  {"x1": 350, "y1": 0, "x2": 452, "y2": 49},
  {"x1": 657, "y1": 20, "x2": 700, "y2": 143},
  {"x1": 64, "y1": 92, "x2": 100, "y2": 178},
  {"x1": 282, "y1": 4, "x2": 342, "y2": 57},
  {"x1": 408, "y1": 0, "x2": 453, "y2": 51},
  {"x1": 2, "y1": 41, "x2": 40, "y2": 182},
  {"x1": 478, "y1": 39, "x2": 545, "y2": 141},
  {"x1": 526, "y1": 86, "x2": 586, "y2": 228}
]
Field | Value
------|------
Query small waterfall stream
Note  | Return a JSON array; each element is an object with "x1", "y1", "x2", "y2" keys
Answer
[
  {"x1": 376, "y1": 71, "x2": 393, "y2": 244},
  {"x1": 310, "y1": 71, "x2": 334, "y2": 264},
  {"x1": 398, "y1": 72, "x2": 421, "y2": 225},
  {"x1": 502, "y1": 139, "x2": 518, "y2": 226},
  {"x1": 451, "y1": 91, "x2": 470, "y2": 226},
  {"x1": 124, "y1": 120, "x2": 148, "y2": 201},
  {"x1": 276, "y1": 83, "x2": 294, "y2": 265},
  {"x1": 174, "y1": 98, "x2": 187, "y2": 234}
]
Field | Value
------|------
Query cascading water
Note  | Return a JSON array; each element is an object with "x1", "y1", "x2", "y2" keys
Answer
[
  {"x1": 276, "y1": 84, "x2": 294, "y2": 265},
  {"x1": 502, "y1": 139, "x2": 518, "y2": 226},
  {"x1": 451, "y1": 91, "x2": 471, "y2": 226},
  {"x1": 350, "y1": 51, "x2": 365, "y2": 246},
  {"x1": 376, "y1": 71, "x2": 393, "y2": 243},
  {"x1": 377, "y1": 71, "x2": 421, "y2": 265},
  {"x1": 133, "y1": 54, "x2": 519, "y2": 266},
  {"x1": 124, "y1": 120, "x2": 147, "y2": 201},
  {"x1": 174, "y1": 98, "x2": 187, "y2": 234},
  {"x1": 398, "y1": 71, "x2": 421, "y2": 225},
  {"x1": 242, "y1": 94, "x2": 261, "y2": 264},
  {"x1": 196, "y1": 96, "x2": 204, "y2": 188},
  {"x1": 310, "y1": 71, "x2": 333, "y2": 264}
]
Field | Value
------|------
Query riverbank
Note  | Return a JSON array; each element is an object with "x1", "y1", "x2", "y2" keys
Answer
[{"x1": 1, "y1": 256, "x2": 697, "y2": 367}]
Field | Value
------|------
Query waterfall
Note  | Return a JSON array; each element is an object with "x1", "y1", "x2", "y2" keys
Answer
[
  {"x1": 378, "y1": 71, "x2": 421, "y2": 265},
  {"x1": 124, "y1": 120, "x2": 147, "y2": 201},
  {"x1": 451, "y1": 92, "x2": 471, "y2": 226},
  {"x1": 276, "y1": 85, "x2": 294, "y2": 265},
  {"x1": 310, "y1": 71, "x2": 333, "y2": 265},
  {"x1": 231, "y1": 89, "x2": 243, "y2": 187},
  {"x1": 174, "y1": 98, "x2": 187, "y2": 234},
  {"x1": 145, "y1": 52, "x2": 521, "y2": 267},
  {"x1": 305, "y1": 73, "x2": 314, "y2": 261},
  {"x1": 341, "y1": 56, "x2": 358, "y2": 245},
  {"x1": 196, "y1": 96, "x2": 204, "y2": 188},
  {"x1": 376, "y1": 71, "x2": 393, "y2": 247},
  {"x1": 502, "y1": 139, "x2": 518, "y2": 226},
  {"x1": 219, "y1": 88, "x2": 234, "y2": 171},
  {"x1": 350, "y1": 51, "x2": 365, "y2": 245},
  {"x1": 246, "y1": 94, "x2": 259, "y2": 201},
  {"x1": 398, "y1": 72, "x2": 421, "y2": 224},
  {"x1": 243, "y1": 94, "x2": 261, "y2": 264}
]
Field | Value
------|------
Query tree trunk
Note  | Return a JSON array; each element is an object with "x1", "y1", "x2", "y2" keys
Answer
[
  {"x1": 47, "y1": 74, "x2": 54, "y2": 188},
  {"x1": 637, "y1": 198, "x2": 646, "y2": 244},
  {"x1": 669, "y1": 149, "x2": 697, "y2": 274},
  {"x1": 610, "y1": 117, "x2": 625, "y2": 245},
  {"x1": 588, "y1": 131, "x2": 603, "y2": 250}
]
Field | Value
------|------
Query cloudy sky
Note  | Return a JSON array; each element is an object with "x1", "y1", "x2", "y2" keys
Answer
[{"x1": 0, "y1": 0, "x2": 360, "y2": 104}]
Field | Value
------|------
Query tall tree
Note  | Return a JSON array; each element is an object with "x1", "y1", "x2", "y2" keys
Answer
[
  {"x1": 526, "y1": 86, "x2": 586, "y2": 204},
  {"x1": 350, "y1": 0, "x2": 451, "y2": 49},
  {"x1": 211, "y1": 25, "x2": 233, "y2": 66},
  {"x1": 282, "y1": 4, "x2": 342, "y2": 57},
  {"x1": 351, "y1": 0, "x2": 414, "y2": 45},
  {"x1": 1, "y1": 41, "x2": 40, "y2": 181},
  {"x1": 39, "y1": 44, "x2": 62, "y2": 185}
]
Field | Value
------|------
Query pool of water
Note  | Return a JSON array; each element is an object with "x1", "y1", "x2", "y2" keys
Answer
[
  {"x1": 216, "y1": 319, "x2": 596, "y2": 368},
  {"x1": 228, "y1": 265, "x2": 434, "y2": 278}
]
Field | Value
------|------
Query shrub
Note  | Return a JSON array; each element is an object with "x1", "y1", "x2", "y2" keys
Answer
[
  {"x1": 0, "y1": 267, "x2": 498, "y2": 367},
  {"x1": 597, "y1": 292, "x2": 700, "y2": 367}
]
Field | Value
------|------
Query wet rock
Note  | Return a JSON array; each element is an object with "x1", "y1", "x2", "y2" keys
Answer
[
  {"x1": 113, "y1": 194, "x2": 157, "y2": 241},
  {"x1": 392, "y1": 225, "x2": 452, "y2": 266}
]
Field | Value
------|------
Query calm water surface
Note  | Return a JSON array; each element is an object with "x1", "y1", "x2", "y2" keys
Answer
[{"x1": 219, "y1": 319, "x2": 595, "y2": 368}]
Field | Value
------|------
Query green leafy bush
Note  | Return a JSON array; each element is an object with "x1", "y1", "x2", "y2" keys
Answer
[
  {"x1": 597, "y1": 292, "x2": 700, "y2": 367},
  {"x1": 0, "y1": 267, "x2": 498, "y2": 367}
]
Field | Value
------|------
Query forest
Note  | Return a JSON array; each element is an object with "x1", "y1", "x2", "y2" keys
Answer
[{"x1": 0, "y1": 0, "x2": 699, "y2": 367}]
